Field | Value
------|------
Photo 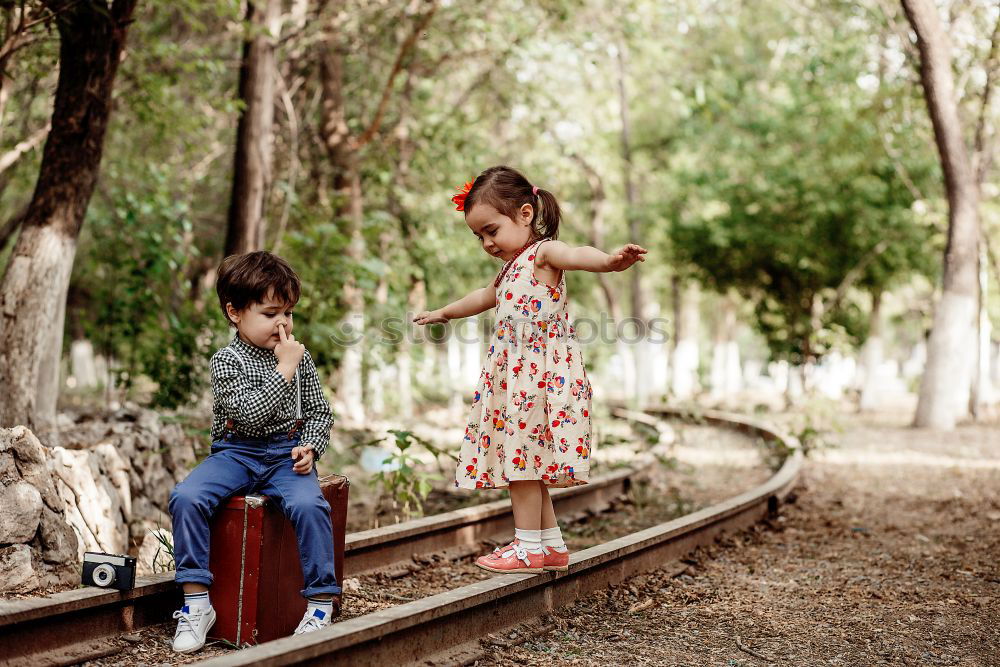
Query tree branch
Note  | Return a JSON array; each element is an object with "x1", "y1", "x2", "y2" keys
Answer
[
  {"x1": 972, "y1": 5, "x2": 1000, "y2": 185},
  {"x1": 351, "y1": 0, "x2": 437, "y2": 150},
  {"x1": 0, "y1": 122, "x2": 48, "y2": 174},
  {"x1": 0, "y1": 203, "x2": 27, "y2": 251}
]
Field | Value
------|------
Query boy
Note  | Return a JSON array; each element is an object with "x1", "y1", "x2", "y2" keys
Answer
[{"x1": 168, "y1": 251, "x2": 339, "y2": 653}]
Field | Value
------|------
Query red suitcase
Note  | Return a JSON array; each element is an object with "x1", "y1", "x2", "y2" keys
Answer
[{"x1": 207, "y1": 474, "x2": 349, "y2": 645}]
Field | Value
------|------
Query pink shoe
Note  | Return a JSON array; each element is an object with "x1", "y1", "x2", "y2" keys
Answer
[
  {"x1": 475, "y1": 542, "x2": 544, "y2": 573},
  {"x1": 479, "y1": 540, "x2": 517, "y2": 564},
  {"x1": 542, "y1": 546, "x2": 570, "y2": 572}
]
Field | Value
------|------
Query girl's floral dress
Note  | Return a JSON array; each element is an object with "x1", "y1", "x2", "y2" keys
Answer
[{"x1": 456, "y1": 239, "x2": 593, "y2": 490}]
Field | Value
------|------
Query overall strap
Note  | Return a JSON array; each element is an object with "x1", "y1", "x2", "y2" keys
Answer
[
  {"x1": 226, "y1": 345, "x2": 247, "y2": 373},
  {"x1": 223, "y1": 346, "x2": 247, "y2": 436},
  {"x1": 295, "y1": 368, "x2": 302, "y2": 420}
]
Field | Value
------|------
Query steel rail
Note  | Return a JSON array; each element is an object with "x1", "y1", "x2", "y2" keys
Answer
[
  {"x1": 0, "y1": 456, "x2": 643, "y2": 666},
  {"x1": 193, "y1": 406, "x2": 801, "y2": 666}
]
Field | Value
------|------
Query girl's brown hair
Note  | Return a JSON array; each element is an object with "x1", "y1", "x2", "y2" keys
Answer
[{"x1": 463, "y1": 165, "x2": 561, "y2": 240}]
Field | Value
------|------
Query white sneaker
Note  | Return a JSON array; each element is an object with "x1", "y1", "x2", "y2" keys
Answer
[
  {"x1": 172, "y1": 605, "x2": 216, "y2": 653},
  {"x1": 294, "y1": 607, "x2": 332, "y2": 635}
]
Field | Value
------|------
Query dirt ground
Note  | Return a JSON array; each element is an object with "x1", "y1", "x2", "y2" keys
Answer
[{"x1": 477, "y1": 409, "x2": 1000, "y2": 666}]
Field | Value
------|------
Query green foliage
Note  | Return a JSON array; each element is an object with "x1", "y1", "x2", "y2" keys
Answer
[
  {"x1": 662, "y1": 3, "x2": 942, "y2": 362},
  {"x1": 2, "y1": 0, "x2": 994, "y2": 422},
  {"x1": 72, "y1": 172, "x2": 219, "y2": 407}
]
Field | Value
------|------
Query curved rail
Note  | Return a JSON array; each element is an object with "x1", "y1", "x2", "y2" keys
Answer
[
  {"x1": 0, "y1": 406, "x2": 797, "y2": 666},
  {"x1": 194, "y1": 405, "x2": 802, "y2": 666}
]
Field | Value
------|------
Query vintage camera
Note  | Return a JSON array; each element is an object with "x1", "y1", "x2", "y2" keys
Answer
[{"x1": 82, "y1": 551, "x2": 136, "y2": 591}]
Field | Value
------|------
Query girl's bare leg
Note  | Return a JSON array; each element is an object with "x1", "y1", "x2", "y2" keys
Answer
[
  {"x1": 539, "y1": 481, "x2": 557, "y2": 530},
  {"x1": 508, "y1": 480, "x2": 542, "y2": 530}
]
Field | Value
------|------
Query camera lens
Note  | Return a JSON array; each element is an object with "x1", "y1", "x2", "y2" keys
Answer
[{"x1": 93, "y1": 563, "x2": 117, "y2": 587}]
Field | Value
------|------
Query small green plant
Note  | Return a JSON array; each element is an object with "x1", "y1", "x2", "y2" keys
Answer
[
  {"x1": 653, "y1": 451, "x2": 679, "y2": 471},
  {"x1": 790, "y1": 399, "x2": 841, "y2": 456},
  {"x1": 148, "y1": 527, "x2": 175, "y2": 573},
  {"x1": 359, "y1": 430, "x2": 449, "y2": 522}
]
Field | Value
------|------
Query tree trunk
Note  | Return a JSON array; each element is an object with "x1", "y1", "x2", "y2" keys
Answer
[
  {"x1": 709, "y1": 293, "x2": 741, "y2": 401},
  {"x1": 338, "y1": 166, "x2": 366, "y2": 425},
  {"x1": 902, "y1": 0, "x2": 981, "y2": 429},
  {"x1": 970, "y1": 245, "x2": 993, "y2": 415},
  {"x1": 572, "y1": 152, "x2": 633, "y2": 400},
  {"x1": 0, "y1": 0, "x2": 137, "y2": 432},
  {"x1": 224, "y1": 0, "x2": 281, "y2": 257},
  {"x1": 398, "y1": 277, "x2": 425, "y2": 417},
  {"x1": 859, "y1": 289, "x2": 884, "y2": 412},
  {"x1": 671, "y1": 281, "x2": 701, "y2": 400},
  {"x1": 615, "y1": 40, "x2": 647, "y2": 403},
  {"x1": 367, "y1": 230, "x2": 393, "y2": 418},
  {"x1": 317, "y1": 15, "x2": 365, "y2": 425}
]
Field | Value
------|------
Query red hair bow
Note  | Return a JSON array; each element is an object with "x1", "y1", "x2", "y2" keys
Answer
[{"x1": 451, "y1": 181, "x2": 474, "y2": 211}]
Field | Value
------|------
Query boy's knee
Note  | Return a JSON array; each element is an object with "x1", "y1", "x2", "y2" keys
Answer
[
  {"x1": 287, "y1": 495, "x2": 331, "y2": 521},
  {"x1": 169, "y1": 485, "x2": 205, "y2": 515}
]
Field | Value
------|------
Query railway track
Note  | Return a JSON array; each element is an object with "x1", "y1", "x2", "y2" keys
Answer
[
  {"x1": 0, "y1": 442, "x2": 643, "y2": 666},
  {"x1": 0, "y1": 405, "x2": 800, "y2": 666}
]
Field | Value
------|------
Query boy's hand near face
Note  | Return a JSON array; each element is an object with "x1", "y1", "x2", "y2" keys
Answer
[
  {"x1": 275, "y1": 323, "x2": 305, "y2": 381},
  {"x1": 291, "y1": 445, "x2": 315, "y2": 474}
]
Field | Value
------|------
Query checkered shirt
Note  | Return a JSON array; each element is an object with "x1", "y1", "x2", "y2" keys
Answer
[{"x1": 210, "y1": 334, "x2": 334, "y2": 459}]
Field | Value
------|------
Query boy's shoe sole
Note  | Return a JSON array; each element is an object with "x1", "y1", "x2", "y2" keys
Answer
[{"x1": 475, "y1": 561, "x2": 544, "y2": 574}]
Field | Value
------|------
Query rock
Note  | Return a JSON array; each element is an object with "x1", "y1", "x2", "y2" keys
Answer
[
  {"x1": 162, "y1": 434, "x2": 196, "y2": 482},
  {"x1": 55, "y1": 475, "x2": 97, "y2": 559},
  {"x1": 115, "y1": 433, "x2": 138, "y2": 460},
  {"x1": 37, "y1": 505, "x2": 79, "y2": 564},
  {"x1": 2, "y1": 428, "x2": 63, "y2": 511},
  {"x1": 160, "y1": 423, "x2": 185, "y2": 446},
  {"x1": 141, "y1": 454, "x2": 174, "y2": 511},
  {"x1": 50, "y1": 448, "x2": 127, "y2": 554},
  {"x1": 60, "y1": 422, "x2": 112, "y2": 450},
  {"x1": 0, "y1": 451, "x2": 16, "y2": 484},
  {"x1": 94, "y1": 442, "x2": 132, "y2": 520},
  {"x1": 136, "y1": 410, "x2": 162, "y2": 437},
  {"x1": 0, "y1": 427, "x2": 61, "y2": 511},
  {"x1": 2, "y1": 425, "x2": 47, "y2": 467},
  {"x1": 0, "y1": 480, "x2": 43, "y2": 543},
  {"x1": 129, "y1": 496, "x2": 171, "y2": 547},
  {"x1": 136, "y1": 528, "x2": 174, "y2": 576},
  {"x1": 0, "y1": 545, "x2": 37, "y2": 592},
  {"x1": 134, "y1": 430, "x2": 161, "y2": 453},
  {"x1": 128, "y1": 464, "x2": 144, "y2": 494},
  {"x1": 35, "y1": 561, "x2": 78, "y2": 589},
  {"x1": 342, "y1": 577, "x2": 362, "y2": 593}
]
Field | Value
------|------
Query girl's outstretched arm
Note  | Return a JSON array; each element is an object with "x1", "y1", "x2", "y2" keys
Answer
[
  {"x1": 537, "y1": 240, "x2": 647, "y2": 273},
  {"x1": 412, "y1": 278, "x2": 496, "y2": 325}
]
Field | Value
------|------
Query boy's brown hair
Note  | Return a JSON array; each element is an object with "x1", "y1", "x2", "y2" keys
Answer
[{"x1": 216, "y1": 251, "x2": 301, "y2": 327}]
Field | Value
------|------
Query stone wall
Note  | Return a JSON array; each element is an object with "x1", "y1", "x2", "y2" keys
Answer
[
  {"x1": 0, "y1": 427, "x2": 79, "y2": 592},
  {"x1": 0, "y1": 407, "x2": 200, "y2": 592}
]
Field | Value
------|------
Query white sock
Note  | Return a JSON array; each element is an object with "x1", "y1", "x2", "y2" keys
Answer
[
  {"x1": 306, "y1": 596, "x2": 333, "y2": 623},
  {"x1": 514, "y1": 528, "x2": 543, "y2": 553},
  {"x1": 183, "y1": 591, "x2": 210, "y2": 611},
  {"x1": 541, "y1": 526, "x2": 567, "y2": 551}
]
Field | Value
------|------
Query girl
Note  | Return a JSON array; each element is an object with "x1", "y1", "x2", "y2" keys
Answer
[{"x1": 413, "y1": 165, "x2": 646, "y2": 573}]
